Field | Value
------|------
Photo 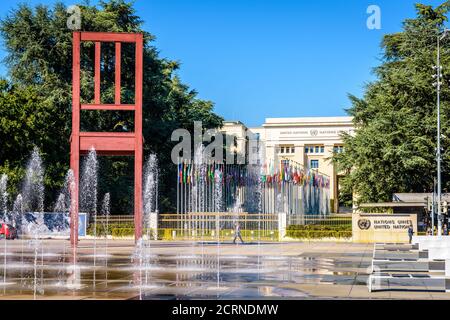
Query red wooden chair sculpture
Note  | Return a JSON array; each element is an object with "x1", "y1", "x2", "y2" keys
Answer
[{"x1": 70, "y1": 32, "x2": 144, "y2": 246}]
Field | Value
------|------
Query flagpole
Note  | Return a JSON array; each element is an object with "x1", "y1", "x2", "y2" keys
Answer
[{"x1": 178, "y1": 160, "x2": 180, "y2": 214}]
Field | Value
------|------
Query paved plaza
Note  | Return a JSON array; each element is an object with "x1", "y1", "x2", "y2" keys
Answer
[{"x1": 0, "y1": 240, "x2": 447, "y2": 300}]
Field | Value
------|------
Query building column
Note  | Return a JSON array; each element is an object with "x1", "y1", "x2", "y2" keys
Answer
[{"x1": 323, "y1": 145, "x2": 336, "y2": 213}]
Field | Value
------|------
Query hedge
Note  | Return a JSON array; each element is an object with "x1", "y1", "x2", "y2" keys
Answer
[
  {"x1": 287, "y1": 225, "x2": 352, "y2": 239},
  {"x1": 160, "y1": 229, "x2": 279, "y2": 240},
  {"x1": 287, "y1": 225, "x2": 351, "y2": 231},
  {"x1": 87, "y1": 222, "x2": 135, "y2": 236},
  {"x1": 111, "y1": 228, "x2": 134, "y2": 237},
  {"x1": 87, "y1": 223, "x2": 352, "y2": 239}
]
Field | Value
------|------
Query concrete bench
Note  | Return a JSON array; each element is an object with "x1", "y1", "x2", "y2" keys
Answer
[
  {"x1": 368, "y1": 272, "x2": 450, "y2": 293},
  {"x1": 428, "y1": 247, "x2": 450, "y2": 260},
  {"x1": 371, "y1": 258, "x2": 444, "y2": 273},
  {"x1": 369, "y1": 242, "x2": 450, "y2": 292},
  {"x1": 372, "y1": 244, "x2": 428, "y2": 271},
  {"x1": 412, "y1": 236, "x2": 450, "y2": 251},
  {"x1": 374, "y1": 250, "x2": 428, "y2": 259},
  {"x1": 371, "y1": 243, "x2": 445, "y2": 273},
  {"x1": 375, "y1": 243, "x2": 419, "y2": 251}
]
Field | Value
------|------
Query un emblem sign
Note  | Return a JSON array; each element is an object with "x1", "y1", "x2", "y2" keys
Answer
[
  {"x1": 358, "y1": 219, "x2": 371, "y2": 230},
  {"x1": 310, "y1": 130, "x2": 318, "y2": 137}
]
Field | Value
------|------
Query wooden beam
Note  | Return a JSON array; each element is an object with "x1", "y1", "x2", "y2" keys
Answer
[
  {"x1": 79, "y1": 132, "x2": 136, "y2": 154},
  {"x1": 80, "y1": 150, "x2": 135, "y2": 156},
  {"x1": 70, "y1": 31, "x2": 81, "y2": 247},
  {"x1": 115, "y1": 42, "x2": 121, "y2": 105},
  {"x1": 94, "y1": 42, "x2": 101, "y2": 104},
  {"x1": 81, "y1": 104, "x2": 135, "y2": 111},
  {"x1": 134, "y1": 33, "x2": 144, "y2": 241},
  {"x1": 79, "y1": 132, "x2": 135, "y2": 137},
  {"x1": 81, "y1": 32, "x2": 138, "y2": 43}
]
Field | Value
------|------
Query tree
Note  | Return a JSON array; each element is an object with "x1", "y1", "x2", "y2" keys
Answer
[
  {"x1": 0, "y1": 1, "x2": 223, "y2": 213},
  {"x1": 335, "y1": 2, "x2": 450, "y2": 204}
]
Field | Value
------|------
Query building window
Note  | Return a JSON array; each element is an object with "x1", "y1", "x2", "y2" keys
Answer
[
  {"x1": 305, "y1": 146, "x2": 324, "y2": 154},
  {"x1": 310, "y1": 160, "x2": 319, "y2": 169},
  {"x1": 333, "y1": 146, "x2": 344, "y2": 153},
  {"x1": 279, "y1": 145, "x2": 294, "y2": 154}
]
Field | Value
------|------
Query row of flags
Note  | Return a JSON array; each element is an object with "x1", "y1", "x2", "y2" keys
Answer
[
  {"x1": 261, "y1": 160, "x2": 330, "y2": 189},
  {"x1": 177, "y1": 161, "x2": 330, "y2": 189}
]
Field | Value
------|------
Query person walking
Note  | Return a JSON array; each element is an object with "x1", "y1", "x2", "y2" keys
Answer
[
  {"x1": 443, "y1": 224, "x2": 449, "y2": 236},
  {"x1": 233, "y1": 222, "x2": 244, "y2": 244},
  {"x1": 408, "y1": 224, "x2": 414, "y2": 244}
]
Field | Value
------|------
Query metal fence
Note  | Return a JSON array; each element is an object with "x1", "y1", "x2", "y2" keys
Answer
[
  {"x1": 93, "y1": 214, "x2": 351, "y2": 226},
  {"x1": 92, "y1": 213, "x2": 352, "y2": 240},
  {"x1": 93, "y1": 215, "x2": 134, "y2": 224},
  {"x1": 288, "y1": 214, "x2": 352, "y2": 227},
  {"x1": 158, "y1": 213, "x2": 280, "y2": 241},
  {"x1": 286, "y1": 214, "x2": 352, "y2": 239}
]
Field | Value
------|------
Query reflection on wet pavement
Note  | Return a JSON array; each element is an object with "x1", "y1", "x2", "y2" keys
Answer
[{"x1": 0, "y1": 240, "x2": 446, "y2": 300}]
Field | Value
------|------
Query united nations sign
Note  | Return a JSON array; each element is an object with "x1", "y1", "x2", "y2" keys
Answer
[
  {"x1": 357, "y1": 219, "x2": 371, "y2": 230},
  {"x1": 352, "y1": 213, "x2": 417, "y2": 244}
]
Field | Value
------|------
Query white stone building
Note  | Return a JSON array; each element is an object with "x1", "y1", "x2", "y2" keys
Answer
[{"x1": 220, "y1": 117, "x2": 355, "y2": 213}]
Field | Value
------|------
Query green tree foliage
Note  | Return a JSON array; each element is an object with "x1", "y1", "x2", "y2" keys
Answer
[
  {"x1": 335, "y1": 2, "x2": 450, "y2": 204},
  {"x1": 0, "y1": 1, "x2": 223, "y2": 213}
]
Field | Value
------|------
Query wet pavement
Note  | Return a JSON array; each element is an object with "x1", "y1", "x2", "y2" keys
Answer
[{"x1": 0, "y1": 239, "x2": 447, "y2": 300}]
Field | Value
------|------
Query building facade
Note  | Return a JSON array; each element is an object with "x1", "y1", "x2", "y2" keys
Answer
[{"x1": 220, "y1": 117, "x2": 355, "y2": 213}]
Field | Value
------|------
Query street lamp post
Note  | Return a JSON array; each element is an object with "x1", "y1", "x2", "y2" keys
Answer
[
  {"x1": 433, "y1": 178, "x2": 436, "y2": 236},
  {"x1": 433, "y1": 29, "x2": 449, "y2": 236}
]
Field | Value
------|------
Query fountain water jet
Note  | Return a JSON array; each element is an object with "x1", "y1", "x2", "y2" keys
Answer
[
  {"x1": 214, "y1": 165, "x2": 223, "y2": 289},
  {"x1": 19, "y1": 148, "x2": 46, "y2": 299},
  {"x1": 22, "y1": 147, "x2": 45, "y2": 214},
  {"x1": 54, "y1": 170, "x2": 75, "y2": 287},
  {"x1": 0, "y1": 174, "x2": 8, "y2": 223},
  {"x1": 101, "y1": 192, "x2": 110, "y2": 285},
  {"x1": 143, "y1": 154, "x2": 158, "y2": 241},
  {"x1": 131, "y1": 154, "x2": 160, "y2": 294},
  {"x1": 12, "y1": 195, "x2": 23, "y2": 228},
  {"x1": 80, "y1": 147, "x2": 98, "y2": 215},
  {"x1": 12, "y1": 194, "x2": 24, "y2": 286},
  {"x1": 54, "y1": 170, "x2": 75, "y2": 232},
  {"x1": 131, "y1": 238, "x2": 145, "y2": 300},
  {"x1": 80, "y1": 147, "x2": 98, "y2": 288}
]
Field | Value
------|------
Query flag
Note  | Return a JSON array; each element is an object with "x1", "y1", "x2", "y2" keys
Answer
[{"x1": 187, "y1": 163, "x2": 191, "y2": 184}]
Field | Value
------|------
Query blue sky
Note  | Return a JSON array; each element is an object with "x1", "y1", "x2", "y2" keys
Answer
[{"x1": 0, "y1": 0, "x2": 446, "y2": 126}]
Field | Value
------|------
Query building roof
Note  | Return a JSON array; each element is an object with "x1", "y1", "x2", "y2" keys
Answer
[
  {"x1": 358, "y1": 193, "x2": 450, "y2": 209},
  {"x1": 358, "y1": 202, "x2": 426, "y2": 208},
  {"x1": 264, "y1": 116, "x2": 354, "y2": 126},
  {"x1": 393, "y1": 193, "x2": 450, "y2": 203},
  {"x1": 223, "y1": 120, "x2": 246, "y2": 126}
]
